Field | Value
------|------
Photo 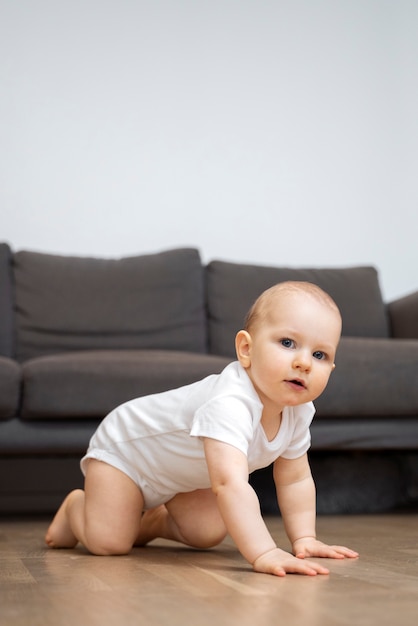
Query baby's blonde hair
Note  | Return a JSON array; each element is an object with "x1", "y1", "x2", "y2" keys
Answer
[{"x1": 244, "y1": 281, "x2": 341, "y2": 333}]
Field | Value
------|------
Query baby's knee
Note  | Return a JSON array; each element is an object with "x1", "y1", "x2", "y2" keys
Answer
[
  {"x1": 183, "y1": 524, "x2": 227, "y2": 549},
  {"x1": 84, "y1": 528, "x2": 133, "y2": 556},
  {"x1": 193, "y1": 531, "x2": 227, "y2": 549},
  {"x1": 88, "y1": 539, "x2": 132, "y2": 556}
]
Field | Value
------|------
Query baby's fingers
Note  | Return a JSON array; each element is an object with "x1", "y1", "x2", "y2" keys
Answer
[
  {"x1": 283, "y1": 559, "x2": 330, "y2": 576},
  {"x1": 297, "y1": 544, "x2": 359, "y2": 560},
  {"x1": 328, "y1": 545, "x2": 359, "y2": 559},
  {"x1": 253, "y1": 549, "x2": 330, "y2": 577}
]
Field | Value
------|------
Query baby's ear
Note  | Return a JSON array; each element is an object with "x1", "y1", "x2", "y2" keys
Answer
[{"x1": 235, "y1": 330, "x2": 252, "y2": 368}]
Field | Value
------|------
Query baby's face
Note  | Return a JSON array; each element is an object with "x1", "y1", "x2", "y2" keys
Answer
[{"x1": 238, "y1": 292, "x2": 341, "y2": 415}]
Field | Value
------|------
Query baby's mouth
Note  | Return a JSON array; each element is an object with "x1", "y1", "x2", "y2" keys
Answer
[{"x1": 286, "y1": 379, "x2": 307, "y2": 389}]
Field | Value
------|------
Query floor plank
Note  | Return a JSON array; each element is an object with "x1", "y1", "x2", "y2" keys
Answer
[{"x1": 0, "y1": 514, "x2": 417, "y2": 626}]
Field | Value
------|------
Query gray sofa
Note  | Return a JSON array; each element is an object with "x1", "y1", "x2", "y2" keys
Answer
[{"x1": 1, "y1": 243, "x2": 418, "y2": 515}]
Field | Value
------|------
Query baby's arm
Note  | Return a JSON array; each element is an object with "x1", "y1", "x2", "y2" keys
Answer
[
  {"x1": 203, "y1": 438, "x2": 331, "y2": 576},
  {"x1": 273, "y1": 454, "x2": 359, "y2": 560}
]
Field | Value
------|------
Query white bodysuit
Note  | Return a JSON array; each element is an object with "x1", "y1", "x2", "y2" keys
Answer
[{"x1": 81, "y1": 361, "x2": 315, "y2": 509}]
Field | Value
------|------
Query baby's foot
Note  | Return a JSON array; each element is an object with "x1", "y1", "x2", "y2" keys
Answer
[
  {"x1": 45, "y1": 490, "x2": 82, "y2": 549},
  {"x1": 135, "y1": 505, "x2": 168, "y2": 546}
]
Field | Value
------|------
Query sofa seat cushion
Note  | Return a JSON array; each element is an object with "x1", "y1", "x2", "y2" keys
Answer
[
  {"x1": 314, "y1": 337, "x2": 418, "y2": 417},
  {"x1": 14, "y1": 248, "x2": 207, "y2": 361},
  {"x1": 206, "y1": 261, "x2": 389, "y2": 358},
  {"x1": 0, "y1": 357, "x2": 21, "y2": 419},
  {"x1": 21, "y1": 350, "x2": 232, "y2": 419},
  {"x1": 0, "y1": 417, "x2": 98, "y2": 454},
  {"x1": 310, "y1": 417, "x2": 418, "y2": 450}
]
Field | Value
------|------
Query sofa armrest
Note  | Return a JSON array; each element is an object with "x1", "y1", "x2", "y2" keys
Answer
[{"x1": 387, "y1": 290, "x2": 418, "y2": 338}]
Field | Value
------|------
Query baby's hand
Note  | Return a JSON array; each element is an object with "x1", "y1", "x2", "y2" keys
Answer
[
  {"x1": 292, "y1": 537, "x2": 359, "y2": 560},
  {"x1": 252, "y1": 547, "x2": 330, "y2": 577}
]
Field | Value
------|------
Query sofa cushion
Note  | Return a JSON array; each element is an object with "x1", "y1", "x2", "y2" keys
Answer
[
  {"x1": 14, "y1": 248, "x2": 207, "y2": 361},
  {"x1": 0, "y1": 356, "x2": 21, "y2": 419},
  {"x1": 0, "y1": 243, "x2": 14, "y2": 358},
  {"x1": 21, "y1": 350, "x2": 232, "y2": 419},
  {"x1": 206, "y1": 261, "x2": 389, "y2": 357},
  {"x1": 314, "y1": 337, "x2": 418, "y2": 417},
  {"x1": 387, "y1": 290, "x2": 418, "y2": 339},
  {"x1": 0, "y1": 417, "x2": 98, "y2": 454}
]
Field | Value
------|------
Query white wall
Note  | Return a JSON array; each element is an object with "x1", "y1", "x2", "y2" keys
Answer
[{"x1": 1, "y1": 0, "x2": 417, "y2": 301}]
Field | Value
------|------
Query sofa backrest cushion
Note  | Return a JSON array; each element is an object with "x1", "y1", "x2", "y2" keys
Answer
[
  {"x1": 206, "y1": 261, "x2": 389, "y2": 358},
  {"x1": 0, "y1": 243, "x2": 14, "y2": 358},
  {"x1": 14, "y1": 248, "x2": 207, "y2": 361}
]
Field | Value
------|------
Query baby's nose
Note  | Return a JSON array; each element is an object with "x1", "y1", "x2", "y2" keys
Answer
[{"x1": 293, "y1": 351, "x2": 312, "y2": 371}]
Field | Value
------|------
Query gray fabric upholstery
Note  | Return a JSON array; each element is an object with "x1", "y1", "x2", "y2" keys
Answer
[
  {"x1": 0, "y1": 357, "x2": 21, "y2": 419},
  {"x1": 310, "y1": 417, "x2": 418, "y2": 450},
  {"x1": 0, "y1": 418, "x2": 98, "y2": 454},
  {"x1": 0, "y1": 243, "x2": 14, "y2": 358},
  {"x1": 387, "y1": 291, "x2": 418, "y2": 339},
  {"x1": 21, "y1": 350, "x2": 231, "y2": 419},
  {"x1": 14, "y1": 248, "x2": 207, "y2": 361},
  {"x1": 315, "y1": 337, "x2": 418, "y2": 417},
  {"x1": 206, "y1": 260, "x2": 389, "y2": 357}
]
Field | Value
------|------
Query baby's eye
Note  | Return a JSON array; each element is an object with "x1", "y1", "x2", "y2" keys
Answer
[
  {"x1": 313, "y1": 351, "x2": 326, "y2": 360},
  {"x1": 280, "y1": 338, "x2": 295, "y2": 349}
]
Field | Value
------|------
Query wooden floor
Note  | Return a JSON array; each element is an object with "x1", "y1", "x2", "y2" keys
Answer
[{"x1": 0, "y1": 514, "x2": 417, "y2": 626}]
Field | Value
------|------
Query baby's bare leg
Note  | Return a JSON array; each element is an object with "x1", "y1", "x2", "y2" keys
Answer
[
  {"x1": 135, "y1": 489, "x2": 227, "y2": 549},
  {"x1": 45, "y1": 459, "x2": 144, "y2": 555},
  {"x1": 134, "y1": 505, "x2": 171, "y2": 546},
  {"x1": 45, "y1": 489, "x2": 84, "y2": 548}
]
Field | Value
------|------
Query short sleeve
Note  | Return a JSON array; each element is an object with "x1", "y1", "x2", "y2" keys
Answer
[
  {"x1": 280, "y1": 403, "x2": 315, "y2": 460},
  {"x1": 190, "y1": 395, "x2": 259, "y2": 456}
]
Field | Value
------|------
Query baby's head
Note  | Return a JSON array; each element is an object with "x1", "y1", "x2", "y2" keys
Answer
[
  {"x1": 244, "y1": 281, "x2": 342, "y2": 337},
  {"x1": 236, "y1": 281, "x2": 342, "y2": 408}
]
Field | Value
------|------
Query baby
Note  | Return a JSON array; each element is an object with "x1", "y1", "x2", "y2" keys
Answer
[{"x1": 46, "y1": 281, "x2": 358, "y2": 576}]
